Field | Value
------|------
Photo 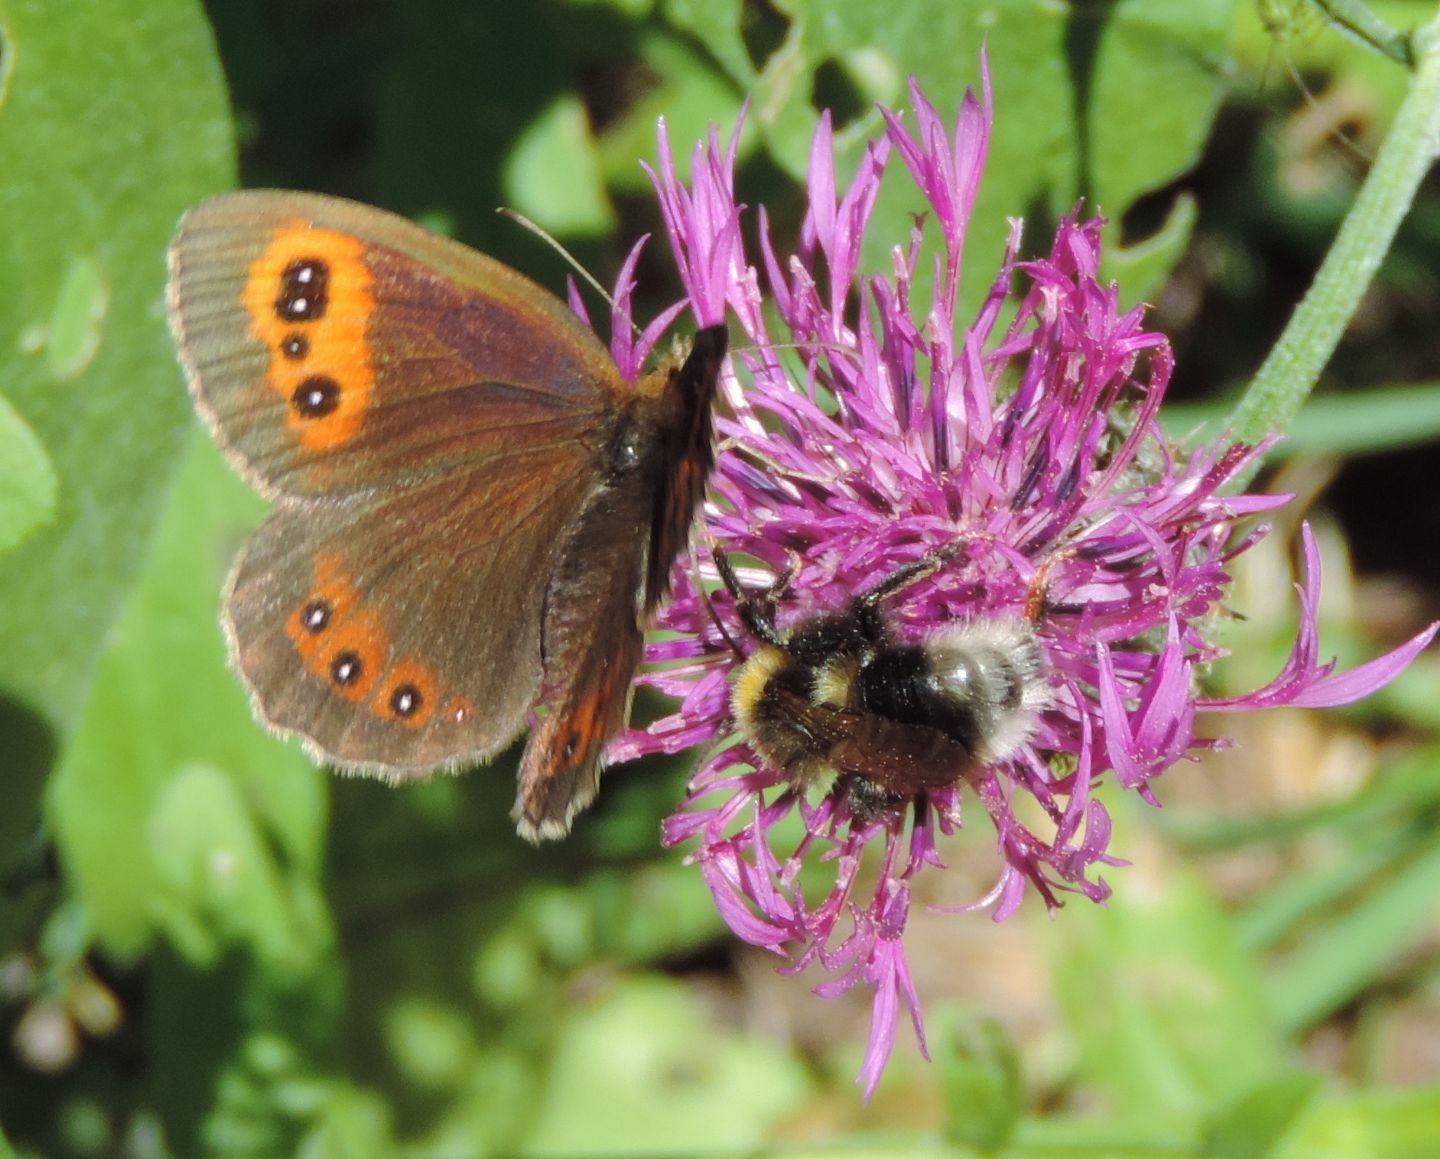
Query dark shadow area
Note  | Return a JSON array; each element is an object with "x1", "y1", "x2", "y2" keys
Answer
[
  {"x1": 811, "y1": 57, "x2": 867, "y2": 131},
  {"x1": 203, "y1": 0, "x2": 661, "y2": 270},
  {"x1": 740, "y1": 0, "x2": 790, "y2": 73},
  {"x1": 1331, "y1": 446, "x2": 1440, "y2": 593},
  {"x1": 1060, "y1": 0, "x2": 1120, "y2": 203},
  {"x1": 0, "y1": 695, "x2": 57, "y2": 863}
]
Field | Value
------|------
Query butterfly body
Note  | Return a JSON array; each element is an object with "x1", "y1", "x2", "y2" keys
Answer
[{"x1": 169, "y1": 190, "x2": 725, "y2": 841}]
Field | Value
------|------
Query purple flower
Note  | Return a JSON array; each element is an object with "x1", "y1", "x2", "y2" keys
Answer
[{"x1": 610, "y1": 69, "x2": 1438, "y2": 1095}]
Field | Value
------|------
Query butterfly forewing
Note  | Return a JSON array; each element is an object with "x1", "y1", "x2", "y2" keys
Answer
[
  {"x1": 514, "y1": 325, "x2": 727, "y2": 838},
  {"x1": 513, "y1": 468, "x2": 652, "y2": 839},
  {"x1": 643, "y1": 325, "x2": 727, "y2": 609},
  {"x1": 169, "y1": 190, "x2": 621, "y2": 499}
]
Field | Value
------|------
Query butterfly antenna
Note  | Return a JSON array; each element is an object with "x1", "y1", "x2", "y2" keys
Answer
[
  {"x1": 717, "y1": 438, "x2": 840, "y2": 487},
  {"x1": 497, "y1": 208, "x2": 641, "y2": 338}
]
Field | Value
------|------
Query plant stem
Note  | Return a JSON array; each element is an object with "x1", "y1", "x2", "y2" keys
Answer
[
  {"x1": 1227, "y1": 7, "x2": 1440, "y2": 481},
  {"x1": 1313, "y1": 0, "x2": 1414, "y2": 64}
]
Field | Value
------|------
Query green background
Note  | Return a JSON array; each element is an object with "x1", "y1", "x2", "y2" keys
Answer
[{"x1": 1, "y1": 0, "x2": 1439, "y2": 1155}]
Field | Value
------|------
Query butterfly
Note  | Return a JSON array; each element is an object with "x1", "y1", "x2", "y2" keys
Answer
[{"x1": 167, "y1": 190, "x2": 726, "y2": 841}]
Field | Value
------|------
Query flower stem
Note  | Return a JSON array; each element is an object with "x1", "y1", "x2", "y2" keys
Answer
[
  {"x1": 1312, "y1": 0, "x2": 1414, "y2": 64},
  {"x1": 1227, "y1": 7, "x2": 1440, "y2": 477}
]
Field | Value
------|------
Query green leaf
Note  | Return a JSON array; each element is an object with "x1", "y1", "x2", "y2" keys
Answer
[
  {"x1": 0, "y1": 0, "x2": 235, "y2": 868},
  {"x1": 1239, "y1": 836, "x2": 1404, "y2": 951},
  {"x1": 49, "y1": 433, "x2": 326, "y2": 962},
  {"x1": 503, "y1": 94, "x2": 617, "y2": 237},
  {"x1": 1163, "y1": 383, "x2": 1440, "y2": 459},
  {"x1": 147, "y1": 763, "x2": 329, "y2": 974},
  {"x1": 297, "y1": 1086, "x2": 396, "y2": 1159},
  {"x1": 146, "y1": 947, "x2": 350, "y2": 1159},
  {"x1": 1088, "y1": 0, "x2": 1237, "y2": 298},
  {"x1": 1263, "y1": 835, "x2": 1440, "y2": 1033},
  {"x1": 365, "y1": 0, "x2": 626, "y2": 267},
  {"x1": 1104, "y1": 193, "x2": 1199, "y2": 306},
  {"x1": 1276, "y1": 1085, "x2": 1440, "y2": 1159},
  {"x1": 596, "y1": 29, "x2": 749, "y2": 196},
  {"x1": 517, "y1": 976, "x2": 813, "y2": 1154},
  {"x1": 0, "y1": 389, "x2": 56, "y2": 553},
  {"x1": 933, "y1": 1014, "x2": 1026, "y2": 1150},
  {"x1": 1253, "y1": 0, "x2": 1416, "y2": 69},
  {"x1": 660, "y1": 0, "x2": 755, "y2": 88},
  {"x1": 1047, "y1": 798, "x2": 1285, "y2": 1115},
  {"x1": 1206, "y1": 1072, "x2": 1323, "y2": 1159},
  {"x1": 663, "y1": 0, "x2": 1242, "y2": 309}
]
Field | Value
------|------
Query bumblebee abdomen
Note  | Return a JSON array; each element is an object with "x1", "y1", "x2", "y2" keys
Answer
[
  {"x1": 732, "y1": 644, "x2": 832, "y2": 784},
  {"x1": 916, "y1": 619, "x2": 1046, "y2": 763},
  {"x1": 848, "y1": 620, "x2": 1046, "y2": 765},
  {"x1": 855, "y1": 645, "x2": 958, "y2": 726}
]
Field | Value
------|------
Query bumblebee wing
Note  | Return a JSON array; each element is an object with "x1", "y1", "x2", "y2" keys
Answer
[{"x1": 789, "y1": 700, "x2": 976, "y2": 797}]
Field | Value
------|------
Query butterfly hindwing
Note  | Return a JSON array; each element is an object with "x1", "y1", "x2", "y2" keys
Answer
[{"x1": 226, "y1": 460, "x2": 601, "y2": 774}]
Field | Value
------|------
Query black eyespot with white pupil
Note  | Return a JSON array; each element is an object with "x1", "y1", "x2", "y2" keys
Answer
[
  {"x1": 300, "y1": 598, "x2": 331, "y2": 633},
  {"x1": 390, "y1": 684, "x2": 422, "y2": 718},
  {"x1": 280, "y1": 333, "x2": 309, "y2": 360},
  {"x1": 276, "y1": 257, "x2": 329, "y2": 322},
  {"x1": 330, "y1": 651, "x2": 362, "y2": 686},
  {"x1": 291, "y1": 375, "x2": 341, "y2": 418}
]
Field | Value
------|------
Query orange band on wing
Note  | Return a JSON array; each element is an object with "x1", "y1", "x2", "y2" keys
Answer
[
  {"x1": 287, "y1": 555, "x2": 465, "y2": 729},
  {"x1": 285, "y1": 552, "x2": 360, "y2": 662},
  {"x1": 314, "y1": 609, "x2": 388, "y2": 702},
  {"x1": 372, "y1": 656, "x2": 438, "y2": 729},
  {"x1": 549, "y1": 655, "x2": 631, "y2": 776},
  {"x1": 285, "y1": 553, "x2": 388, "y2": 702},
  {"x1": 243, "y1": 223, "x2": 376, "y2": 453}
]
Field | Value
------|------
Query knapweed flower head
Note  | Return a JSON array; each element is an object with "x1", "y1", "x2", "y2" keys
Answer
[{"x1": 606, "y1": 66, "x2": 1437, "y2": 1095}]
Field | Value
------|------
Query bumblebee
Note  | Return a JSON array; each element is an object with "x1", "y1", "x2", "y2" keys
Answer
[{"x1": 716, "y1": 544, "x2": 1048, "y2": 815}]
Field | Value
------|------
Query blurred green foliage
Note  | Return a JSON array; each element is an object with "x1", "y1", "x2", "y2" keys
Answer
[
  {"x1": 1, "y1": 0, "x2": 1439, "y2": 1155},
  {"x1": 0, "y1": 0, "x2": 235, "y2": 931}
]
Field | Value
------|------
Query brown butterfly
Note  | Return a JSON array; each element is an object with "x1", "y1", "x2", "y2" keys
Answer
[{"x1": 167, "y1": 190, "x2": 725, "y2": 841}]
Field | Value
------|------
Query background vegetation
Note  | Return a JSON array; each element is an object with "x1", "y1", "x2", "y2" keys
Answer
[{"x1": 1, "y1": 0, "x2": 1439, "y2": 1155}]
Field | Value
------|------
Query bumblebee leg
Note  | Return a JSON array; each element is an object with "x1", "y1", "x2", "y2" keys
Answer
[
  {"x1": 856, "y1": 537, "x2": 973, "y2": 612},
  {"x1": 713, "y1": 546, "x2": 786, "y2": 645},
  {"x1": 770, "y1": 548, "x2": 805, "y2": 601}
]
